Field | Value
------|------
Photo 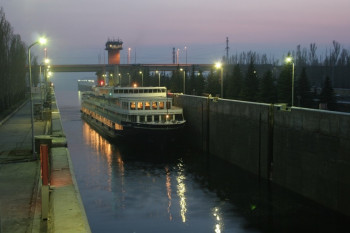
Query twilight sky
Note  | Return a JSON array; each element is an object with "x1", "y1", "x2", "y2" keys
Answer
[{"x1": 1, "y1": 0, "x2": 350, "y2": 64}]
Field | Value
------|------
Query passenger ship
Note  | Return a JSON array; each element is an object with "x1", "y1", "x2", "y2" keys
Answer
[{"x1": 80, "y1": 85, "x2": 186, "y2": 142}]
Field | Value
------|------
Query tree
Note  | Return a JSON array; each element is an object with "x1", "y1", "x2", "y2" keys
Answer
[
  {"x1": 295, "y1": 67, "x2": 313, "y2": 107},
  {"x1": 170, "y1": 68, "x2": 182, "y2": 92},
  {"x1": 206, "y1": 69, "x2": 220, "y2": 96},
  {"x1": 195, "y1": 71, "x2": 205, "y2": 96},
  {"x1": 320, "y1": 76, "x2": 336, "y2": 110},
  {"x1": 277, "y1": 63, "x2": 292, "y2": 105},
  {"x1": 258, "y1": 70, "x2": 276, "y2": 103},
  {"x1": 241, "y1": 58, "x2": 259, "y2": 101},
  {"x1": 226, "y1": 64, "x2": 242, "y2": 100},
  {"x1": 308, "y1": 43, "x2": 318, "y2": 65},
  {"x1": 0, "y1": 7, "x2": 27, "y2": 114}
]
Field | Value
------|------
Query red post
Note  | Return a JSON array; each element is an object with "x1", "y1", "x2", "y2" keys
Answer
[{"x1": 40, "y1": 144, "x2": 49, "y2": 185}]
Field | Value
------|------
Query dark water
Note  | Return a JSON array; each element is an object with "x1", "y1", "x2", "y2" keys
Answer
[{"x1": 53, "y1": 74, "x2": 349, "y2": 233}]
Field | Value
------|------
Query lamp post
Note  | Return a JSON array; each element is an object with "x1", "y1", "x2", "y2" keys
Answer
[
  {"x1": 28, "y1": 37, "x2": 47, "y2": 158},
  {"x1": 180, "y1": 68, "x2": 186, "y2": 94},
  {"x1": 118, "y1": 73, "x2": 122, "y2": 86},
  {"x1": 285, "y1": 56, "x2": 295, "y2": 106},
  {"x1": 215, "y1": 62, "x2": 224, "y2": 98},
  {"x1": 127, "y1": 73, "x2": 131, "y2": 86},
  {"x1": 156, "y1": 70, "x2": 160, "y2": 87},
  {"x1": 139, "y1": 71, "x2": 143, "y2": 87}
]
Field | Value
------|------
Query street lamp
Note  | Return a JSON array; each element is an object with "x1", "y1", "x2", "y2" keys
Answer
[
  {"x1": 156, "y1": 70, "x2": 160, "y2": 87},
  {"x1": 215, "y1": 62, "x2": 224, "y2": 98},
  {"x1": 285, "y1": 56, "x2": 295, "y2": 106},
  {"x1": 139, "y1": 71, "x2": 143, "y2": 87},
  {"x1": 180, "y1": 68, "x2": 186, "y2": 94},
  {"x1": 28, "y1": 37, "x2": 47, "y2": 158},
  {"x1": 127, "y1": 73, "x2": 131, "y2": 86},
  {"x1": 44, "y1": 58, "x2": 50, "y2": 83},
  {"x1": 118, "y1": 73, "x2": 122, "y2": 86}
]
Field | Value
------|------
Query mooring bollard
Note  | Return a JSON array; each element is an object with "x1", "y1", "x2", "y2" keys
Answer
[{"x1": 40, "y1": 144, "x2": 49, "y2": 220}]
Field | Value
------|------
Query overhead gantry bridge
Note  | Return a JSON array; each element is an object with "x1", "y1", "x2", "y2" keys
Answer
[{"x1": 49, "y1": 64, "x2": 214, "y2": 73}]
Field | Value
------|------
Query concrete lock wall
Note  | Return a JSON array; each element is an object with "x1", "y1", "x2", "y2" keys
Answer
[
  {"x1": 272, "y1": 107, "x2": 350, "y2": 216},
  {"x1": 173, "y1": 94, "x2": 350, "y2": 216}
]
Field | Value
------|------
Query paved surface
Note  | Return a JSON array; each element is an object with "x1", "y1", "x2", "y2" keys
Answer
[{"x1": 0, "y1": 95, "x2": 47, "y2": 233}]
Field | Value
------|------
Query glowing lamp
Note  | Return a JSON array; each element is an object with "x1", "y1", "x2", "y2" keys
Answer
[
  {"x1": 215, "y1": 62, "x2": 222, "y2": 69},
  {"x1": 39, "y1": 37, "x2": 47, "y2": 45}
]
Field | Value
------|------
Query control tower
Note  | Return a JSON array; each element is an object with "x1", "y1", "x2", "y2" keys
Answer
[{"x1": 105, "y1": 39, "x2": 123, "y2": 64}]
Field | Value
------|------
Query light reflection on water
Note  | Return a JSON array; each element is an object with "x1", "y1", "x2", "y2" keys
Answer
[
  {"x1": 176, "y1": 159, "x2": 187, "y2": 223},
  {"x1": 77, "y1": 120, "x2": 237, "y2": 233}
]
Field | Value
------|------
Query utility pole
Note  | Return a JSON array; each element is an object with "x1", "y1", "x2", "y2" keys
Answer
[
  {"x1": 177, "y1": 49, "x2": 180, "y2": 64},
  {"x1": 127, "y1": 48, "x2": 131, "y2": 64},
  {"x1": 173, "y1": 47, "x2": 175, "y2": 64},
  {"x1": 225, "y1": 37, "x2": 230, "y2": 64}
]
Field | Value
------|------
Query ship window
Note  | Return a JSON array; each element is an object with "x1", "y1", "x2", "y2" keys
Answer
[
  {"x1": 159, "y1": 101, "x2": 164, "y2": 109},
  {"x1": 152, "y1": 102, "x2": 158, "y2": 110},
  {"x1": 155, "y1": 115, "x2": 160, "y2": 122},
  {"x1": 145, "y1": 102, "x2": 150, "y2": 110},
  {"x1": 147, "y1": 115, "x2": 152, "y2": 122},
  {"x1": 137, "y1": 102, "x2": 143, "y2": 110},
  {"x1": 166, "y1": 101, "x2": 171, "y2": 109},
  {"x1": 122, "y1": 102, "x2": 128, "y2": 109},
  {"x1": 144, "y1": 89, "x2": 149, "y2": 93},
  {"x1": 161, "y1": 115, "x2": 166, "y2": 122},
  {"x1": 175, "y1": 114, "x2": 183, "y2": 121},
  {"x1": 123, "y1": 89, "x2": 128, "y2": 93},
  {"x1": 130, "y1": 102, "x2": 136, "y2": 110},
  {"x1": 130, "y1": 115, "x2": 136, "y2": 122},
  {"x1": 140, "y1": 115, "x2": 145, "y2": 122}
]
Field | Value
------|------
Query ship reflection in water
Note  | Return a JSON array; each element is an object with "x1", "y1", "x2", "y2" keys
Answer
[
  {"x1": 75, "y1": 120, "x2": 349, "y2": 233},
  {"x1": 80, "y1": 121, "x2": 233, "y2": 233}
]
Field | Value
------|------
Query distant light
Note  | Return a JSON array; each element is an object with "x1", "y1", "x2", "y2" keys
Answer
[
  {"x1": 180, "y1": 68, "x2": 183, "y2": 71},
  {"x1": 44, "y1": 58, "x2": 50, "y2": 64},
  {"x1": 215, "y1": 62, "x2": 222, "y2": 69},
  {"x1": 133, "y1": 83, "x2": 137, "y2": 88}
]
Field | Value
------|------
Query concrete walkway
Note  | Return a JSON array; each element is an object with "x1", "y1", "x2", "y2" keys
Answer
[
  {"x1": 0, "y1": 95, "x2": 46, "y2": 233},
  {"x1": 0, "y1": 91, "x2": 91, "y2": 233}
]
